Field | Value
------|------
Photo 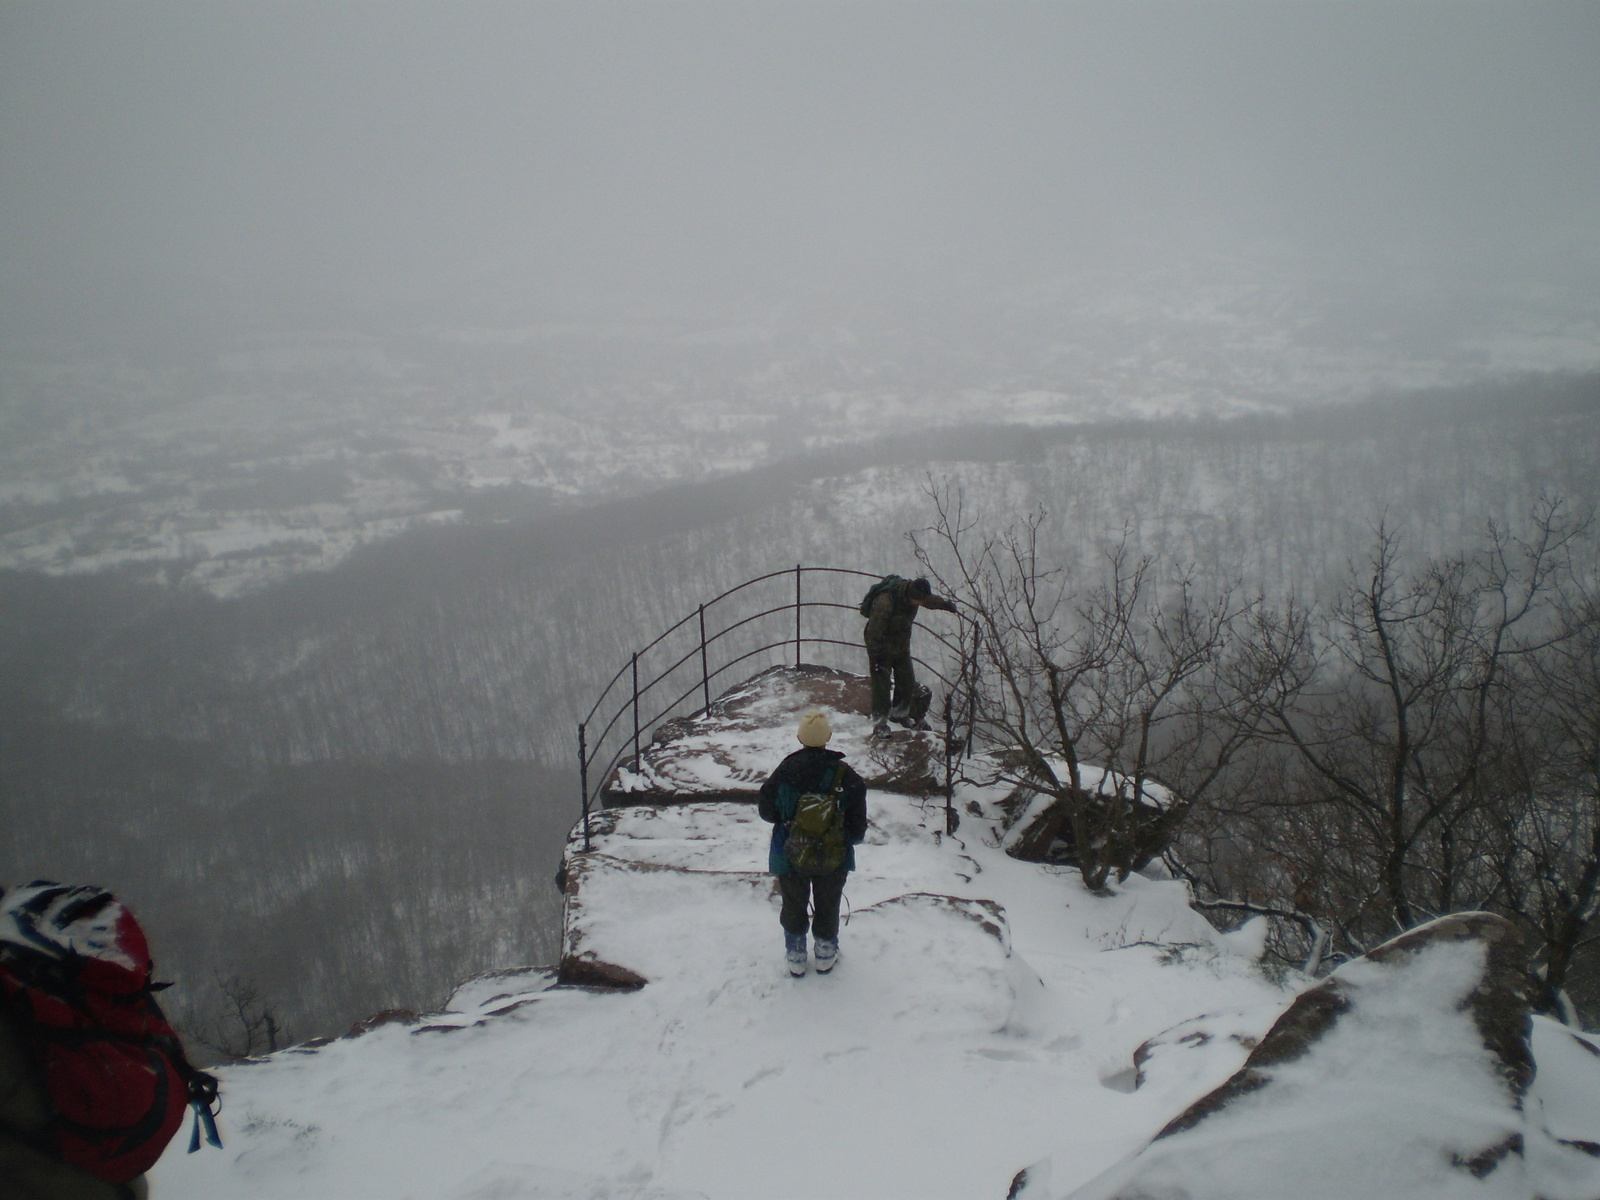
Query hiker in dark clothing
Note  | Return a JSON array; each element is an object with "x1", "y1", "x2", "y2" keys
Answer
[
  {"x1": 758, "y1": 709, "x2": 868, "y2": 977},
  {"x1": 862, "y1": 575, "x2": 958, "y2": 736}
]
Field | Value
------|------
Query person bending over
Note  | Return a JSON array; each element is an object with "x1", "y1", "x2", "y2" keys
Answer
[{"x1": 861, "y1": 575, "x2": 957, "y2": 736}]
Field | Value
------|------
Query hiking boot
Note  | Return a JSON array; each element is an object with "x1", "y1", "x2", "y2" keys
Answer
[
  {"x1": 814, "y1": 938, "x2": 838, "y2": 973},
  {"x1": 785, "y1": 932, "x2": 808, "y2": 977},
  {"x1": 872, "y1": 720, "x2": 892, "y2": 738}
]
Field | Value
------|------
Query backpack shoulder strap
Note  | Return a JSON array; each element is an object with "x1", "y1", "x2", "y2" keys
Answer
[{"x1": 860, "y1": 575, "x2": 902, "y2": 617}]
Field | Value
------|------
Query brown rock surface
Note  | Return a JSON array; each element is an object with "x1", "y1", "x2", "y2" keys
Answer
[{"x1": 601, "y1": 664, "x2": 945, "y2": 804}]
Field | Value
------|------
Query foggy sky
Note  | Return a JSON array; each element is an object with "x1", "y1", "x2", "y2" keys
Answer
[{"x1": 2, "y1": 1, "x2": 1597, "y2": 340}]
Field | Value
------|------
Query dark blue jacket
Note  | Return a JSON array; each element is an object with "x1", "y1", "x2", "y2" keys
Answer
[{"x1": 758, "y1": 746, "x2": 868, "y2": 875}]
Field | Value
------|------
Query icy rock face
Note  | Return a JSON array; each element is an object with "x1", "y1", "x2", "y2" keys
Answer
[
  {"x1": 555, "y1": 839, "x2": 660, "y2": 990},
  {"x1": 1053, "y1": 912, "x2": 1600, "y2": 1200},
  {"x1": 344, "y1": 1008, "x2": 420, "y2": 1037},
  {"x1": 1151, "y1": 912, "x2": 1533, "y2": 1141}
]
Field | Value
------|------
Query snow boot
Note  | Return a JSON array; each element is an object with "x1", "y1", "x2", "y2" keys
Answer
[
  {"x1": 893, "y1": 689, "x2": 934, "y2": 730},
  {"x1": 872, "y1": 719, "x2": 892, "y2": 739},
  {"x1": 814, "y1": 938, "x2": 838, "y2": 974},
  {"x1": 785, "y1": 932, "x2": 808, "y2": 977}
]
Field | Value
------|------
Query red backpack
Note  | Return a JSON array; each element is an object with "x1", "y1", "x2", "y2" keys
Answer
[{"x1": 0, "y1": 882, "x2": 221, "y2": 1185}]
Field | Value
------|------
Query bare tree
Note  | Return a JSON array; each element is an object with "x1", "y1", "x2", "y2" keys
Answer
[
  {"x1": 1176, "y1": 500, "x2": 1600, "y2": 1012},
  {"x1": 912, "y1": 483, "x2": 1267, "y2": 890},
  {"x1": 195, "y1": 972, "x2": 286, "y2": 1061},
  {"x1": 1470, "y1": 560, "x2": 1600, "y2": 1019},
  {"x1": 1250, "y1": 503, "x2": 1578, "y2": 932}
]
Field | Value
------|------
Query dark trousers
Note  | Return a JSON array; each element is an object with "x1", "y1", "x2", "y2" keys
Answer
[
  {"x1": 867, "y1": 646, "x2": 917, "y2": 720},
  {"x1": 778, "y1": 868, "x2": 849, "y2": 940},
  {"x1": 0, "y1": 1005, "x2": 140, "y2": 1199}
]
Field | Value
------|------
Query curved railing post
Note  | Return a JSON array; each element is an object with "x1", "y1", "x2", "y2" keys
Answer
[
  {"x1": 699, "y1": 604, "x2": 710, "y2": 712},
  {"x1": 794, "y1": 563, "x2": 802, "y2": 667},
  {"x1": 942, "y1": 689, "x2": 957, "y2": 835},
  {"x1": 578, "y1": 722, "x2": 591, "y2": 852},
  {"x1": 631, "y1": 652, "x2": 641, "y2": 765}
]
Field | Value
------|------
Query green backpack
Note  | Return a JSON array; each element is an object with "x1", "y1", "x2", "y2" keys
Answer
[
  {"x1": 783, "y1": 764, "x2": 849, "y2": 875},
  {"x1": 859, "y1": 575, "x2": 903, "y2": 617}
]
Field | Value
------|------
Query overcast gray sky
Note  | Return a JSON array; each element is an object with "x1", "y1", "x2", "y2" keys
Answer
[{"x1": 2, "y1": 1, "x2": 1597, "y2": 339}]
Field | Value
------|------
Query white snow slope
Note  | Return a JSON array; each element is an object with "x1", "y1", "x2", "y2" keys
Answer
[{"x1": 149, "y1": 766, "x2": 1600, "y2": 1199}]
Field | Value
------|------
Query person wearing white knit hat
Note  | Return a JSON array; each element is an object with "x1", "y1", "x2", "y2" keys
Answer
[
  {"x1": 758, "y1": 709, "x2": 868, "y2": 977},
  {"x1": 795, "y1": 708, "x2": 831, "y2": 748}
]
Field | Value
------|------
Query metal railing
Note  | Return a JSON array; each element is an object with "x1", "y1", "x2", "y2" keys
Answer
[{"x1": 575, "y1": 565, "x2": 975, "y2": 846}]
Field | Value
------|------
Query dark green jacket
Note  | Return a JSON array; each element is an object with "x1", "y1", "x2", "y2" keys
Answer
[{"x1": 863, "y1": 579, "x2": 957, "y2": 655}]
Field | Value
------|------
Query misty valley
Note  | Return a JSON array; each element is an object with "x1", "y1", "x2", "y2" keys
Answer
[
  {"x1": 6, "y1": 247, "x2": 1594, "y2": 601},
  {"x1": 2, "y1": 369, "x2": 1596, "y2": 1054},
  {"x1": 5, "y1": 6, "x2": 1600, "y2": 1193}
]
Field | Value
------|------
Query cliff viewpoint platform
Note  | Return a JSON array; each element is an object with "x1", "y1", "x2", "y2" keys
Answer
[{"x1": 601, "y1": 663, "x2": 946, "y2": 804}]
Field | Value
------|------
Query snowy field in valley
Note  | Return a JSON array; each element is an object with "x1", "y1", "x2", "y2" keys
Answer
[{"x1": 6, "y1": 249, "x2": 1596, "y2": 599}]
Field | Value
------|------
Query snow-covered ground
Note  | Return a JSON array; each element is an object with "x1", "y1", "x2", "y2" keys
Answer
[
  {"x1": 149, "y1": 770, "x2": 1600, "y2": 1200},
  {"x1": 1059, "y1": 931, "x2": 1600, "y2": 1200},
  {"x1": 151, "y1": 781, "x2": 1297, "y2": 1200},
  {"x1": 605, "y1": 666, "x2": 946, "y2": 802},
  {"x1": 144, "y1": 696, "x2": 1600, "y2": 1200}
]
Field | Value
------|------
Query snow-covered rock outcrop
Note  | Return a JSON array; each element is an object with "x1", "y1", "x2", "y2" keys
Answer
[
  {"x1": 1048, "y1": 912, "x2": 1600, "y2": 1200},
  {"x1": 603, "y1": 664, "x2": 944, "y2": 802},
  {"x1": 993, "y1": 758, "x2": 1173, "y2": 867},
  {"x1": 148, "y1": 674, "x2": 1600, "y2": 1200}
]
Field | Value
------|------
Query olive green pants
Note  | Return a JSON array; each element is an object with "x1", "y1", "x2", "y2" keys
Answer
[{"x1": 866, "y1": 645, "x2": 918, "y2": 720}]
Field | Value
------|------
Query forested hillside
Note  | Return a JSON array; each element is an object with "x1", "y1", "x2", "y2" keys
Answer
[{"x1": 4, "y1": 371, "x2": 1595, "y2": 1050}]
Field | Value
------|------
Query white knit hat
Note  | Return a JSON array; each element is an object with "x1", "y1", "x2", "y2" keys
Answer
[{"x1": 796, "y1": 709, "x2": 832, "y2": 747}]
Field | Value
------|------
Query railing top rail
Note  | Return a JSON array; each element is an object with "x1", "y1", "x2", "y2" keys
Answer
[
  {"x1": 635, "y1": 640, "x2": 710, "y2": 707},
  {"x1": 694, "y1": 565, "x2": 881, "y2": 615},
  {"x1": 635, "y1": 608, "x2": 703, "y2": 659},
  {"x1": 582, "y1": 655, "x2": 640, "y2": 729},
  {"x1": 584, "y1": 567, "x2": 889, "y2": 725}
]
